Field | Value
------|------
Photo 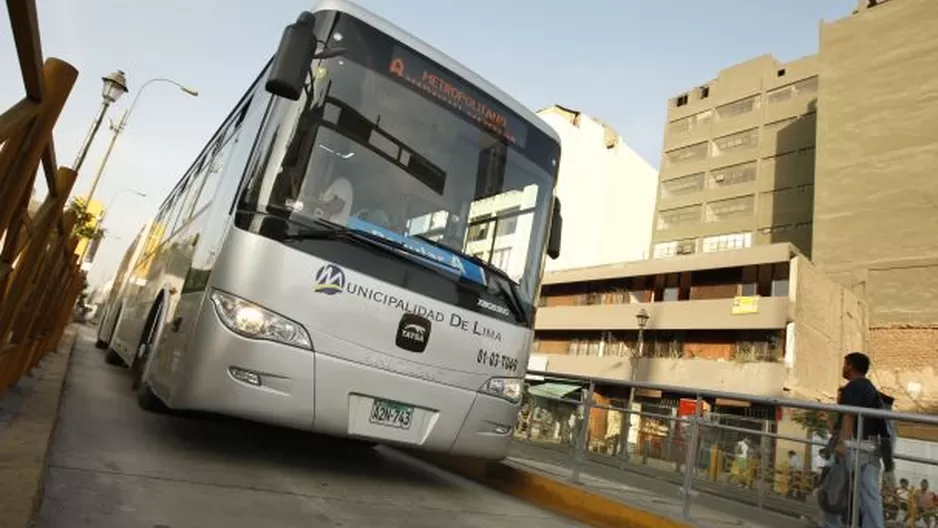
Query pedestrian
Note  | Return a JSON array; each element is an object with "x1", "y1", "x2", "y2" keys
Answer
[{"x1": 822, "y1": 352, "x2": 889, "y2": 528}]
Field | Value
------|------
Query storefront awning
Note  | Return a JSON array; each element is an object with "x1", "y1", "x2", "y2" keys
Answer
[{"x1": 527, "y1": 382, "x2": 582, "y2": 400}]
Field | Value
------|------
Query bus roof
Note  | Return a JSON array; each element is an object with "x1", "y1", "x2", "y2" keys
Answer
[{"x1": 309, "y1": 0, "x2": 560, "y2": 145}]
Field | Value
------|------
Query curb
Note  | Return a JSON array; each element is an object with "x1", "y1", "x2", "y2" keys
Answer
[
  {"x1": 0, "y1": 326, "x2": 77, "y2": 528},
  {"x1": 415, "y1": 452, "x2": 691, "y2": 528}
]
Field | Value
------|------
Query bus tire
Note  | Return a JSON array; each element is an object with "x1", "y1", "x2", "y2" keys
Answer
[
  {"x1": 136, "y1": 380, "x2": 167, "y2": 413},
  {"x1": 349, "y1": 439, "x2": 377, "y2": 449},
  {"x1": 131, "y1": 342, "x2": 168, "y2": 413},
  {"x1": 104, "y1": 348, "x2": 125, "y2": 367}
]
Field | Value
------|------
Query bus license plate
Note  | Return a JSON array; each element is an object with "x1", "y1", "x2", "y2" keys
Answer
[{"x1": 369, "y1": 399, "x2": 414, "y2": 430}]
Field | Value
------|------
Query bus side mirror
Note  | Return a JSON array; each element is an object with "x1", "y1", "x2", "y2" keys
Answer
[
  {"x1": 547, "y1": 197, "x2": 562, "y2": 260},
  {"x1": 265, "y1": 12, "x2": 346, "y2": 100}
]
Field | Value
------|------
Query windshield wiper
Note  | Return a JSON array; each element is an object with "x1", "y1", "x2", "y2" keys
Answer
[
  {"x1": 411, "y1": 234, "x2": 528, "y2": 325},
  {"x1": 284, "y1": 218, "x2": 464, "y2": 275},
  {"x1": 411, "y1": 234, "x2": 510, "y2": 283}
]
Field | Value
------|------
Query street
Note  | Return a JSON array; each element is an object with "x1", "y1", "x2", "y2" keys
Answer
[{"x1": 35, "y1": 327, "x2": 580, "y2": 528}]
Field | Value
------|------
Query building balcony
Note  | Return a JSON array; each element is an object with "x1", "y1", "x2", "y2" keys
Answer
[
  {"x1": 538, "y1": 353, "x2": 788, "y2": 398},
  {"x1": 535, "y1": 297, "x2": 790, "y2": 332}
]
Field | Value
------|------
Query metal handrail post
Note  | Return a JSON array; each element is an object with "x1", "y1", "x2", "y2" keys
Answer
[
  {"x1": 758, "y1": 419, "x2": 771, "y2": 509},
  {"x1": 850, "y1": 413, "x2": 865, "y2": 528},
  {"x1": 571, "y1": 381, "x2": 595, "y2": 484},
  {"x1": 680, "y1": 394, "x2": 702, "y2": 520}
]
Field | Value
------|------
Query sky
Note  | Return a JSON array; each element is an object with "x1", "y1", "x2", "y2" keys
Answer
[{"x1": 0, "y1": 0, "x2": 855, "y2": 290}]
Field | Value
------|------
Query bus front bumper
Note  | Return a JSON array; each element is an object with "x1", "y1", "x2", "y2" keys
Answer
[{"x1": 172, "y1": 308, "x2": 516, "y2": 459}]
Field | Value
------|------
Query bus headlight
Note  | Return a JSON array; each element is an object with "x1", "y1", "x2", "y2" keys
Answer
[
  {"x1": 479, "y1": 377, "x2": 523, "y2": 404},
  {"x1": 210, "y1": 290, "x2": 312, "y2": 350}
]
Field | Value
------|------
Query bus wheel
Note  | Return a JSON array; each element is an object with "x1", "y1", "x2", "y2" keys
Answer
[
  {"x1": 131, "y1": 342, "x2": 167, "y2": 413},
  {"x1": 136, "y1": 380, "x2": 166, "y2": 412},
  {"x1": 104, "y1": 349, "x2": 125, "y2": 367}
]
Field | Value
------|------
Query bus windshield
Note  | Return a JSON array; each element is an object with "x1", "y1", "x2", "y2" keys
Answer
[{"x1": 239, "y1": 12, "x2": 559, "y2": 308}]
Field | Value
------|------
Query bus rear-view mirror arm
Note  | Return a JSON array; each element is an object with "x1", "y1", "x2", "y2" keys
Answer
[
  {"x1": 547, "y1": 196, "x2": 562, "y2": 260},
  {"x1": 266, "y1": 12, "x2": 347, "y2": 101}
]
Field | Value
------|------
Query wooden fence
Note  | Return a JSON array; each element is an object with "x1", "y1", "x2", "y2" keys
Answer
[{"x1": 0, "y1": 0, "x2": 84, "y2": 394}]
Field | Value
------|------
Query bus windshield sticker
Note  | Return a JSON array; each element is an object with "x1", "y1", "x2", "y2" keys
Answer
[
  {"x1": 346, "y1": 216, "x2": 487, "y2": 287},
  {"x1": 387, "y1": 45, "x2": 528, "y2": 148}
]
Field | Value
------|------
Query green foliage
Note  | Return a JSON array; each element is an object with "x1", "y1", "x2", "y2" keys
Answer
[
  {"x1": 791, "y1": 408, "x2": 832, "y2": 438},
  {"x1": 76, "y1": 274, "x2": 91, "y2": 310},
  {"x1": 67, "y1": 198, "x2": 105, "y2": 240}
]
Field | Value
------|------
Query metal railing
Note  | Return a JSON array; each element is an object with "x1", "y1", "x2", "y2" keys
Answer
[
  {"x1": 516, "y1": 369, "x2": 938, "y2": 528},
  {"x1": 0, "y1": 0, "x2": 84, "y2": 394}
]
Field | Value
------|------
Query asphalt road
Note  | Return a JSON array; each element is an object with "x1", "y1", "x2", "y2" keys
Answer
[{"x1": 35, "y1": 327, "x2": 580, "y2": 528}]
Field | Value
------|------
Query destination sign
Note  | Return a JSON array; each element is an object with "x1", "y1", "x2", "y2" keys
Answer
[{"x1": 387, "y1": 45, "x2": 528, "y2": 148}]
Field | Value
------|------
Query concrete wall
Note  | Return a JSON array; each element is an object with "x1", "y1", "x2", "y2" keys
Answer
[
  {"x1": 788, "y1": 256, "x2": 868, "y2": 400},
  {"x1": 544, "y1": 354, "x2": 788, "y2": 398},
  {"x1": 538, "y1": 106, "x2": 658, "y2": 271},
  {"x1": 813, "y1": 0, "x2": 938, "y2": 411},
  {"x1": 814, "y1": 0, "x2": 938, "y2": 325}
]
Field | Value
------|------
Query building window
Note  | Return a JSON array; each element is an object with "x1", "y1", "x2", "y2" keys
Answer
[
  {"x1": 659, "y1": 173, "x2": 705, "y2": 199},
  {"x1": 603, "y1": 291, "x2": 627, "y2": 305},
  {"x1": 568, "y1": 339, "x2": 601, "y2": 357},
  {"x1": 760, "y1": 185, "x2": 813, "y2": 214},
  {"x1": 716, "y1": 95, "x2": 760, "y2": 120},
  {"x1": 708, "y1": 162, "x2": 757, "y2": 189},
  {"x1": 653, "y1": 238, "x2": 696, "y2": 258},
  {"x1": 675, "y1": 94, "x2": 689, "y2": 107},
  {"x1": 705, "y1": 194, "x2": 755, "y2": 222},
  {"x1": 495, "y1": 212, "x2": 519, "y2": 237},
  {"x1": 651, "y1": 331, "x2": 685, "y2": 359},
  {"x1": 701, "y1": 232, "x2": 752, "y2": 253},
  {"x1": 667, "y1": 110, "x2": 712, "y2": 135},
  {"x1": 771, "y1": 262, "x2": 790, "y2": 297},
  {"x1": 657, "y1": 205, "x2": 702, "y2": 230},
  {"x1": 736, "y1": 331, "x2": 784, "y2": 362},
  {"x1": 468, "y1": 213, "x2": 491, "y2": 241},
  {"x1": 665, "y1": 142, "x2": 708, "y2": 166},
  {"x1": 490, "y1": 247, "x2": 511, "y2": 270},
  {"x1": 712, "y1": 128, "x2": 759, "y2": 156},
  {"x1": 767, "y1": 76, "x2": 818, "y2": 104}
]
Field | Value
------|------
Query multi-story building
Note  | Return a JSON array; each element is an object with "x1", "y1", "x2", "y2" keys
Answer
[
  {"x1": 651, "y1": 55, "x2": 818, "y2": 260},
  {"x1": 537, "y1": 105, "x2": 658, "y2": 271},
  {"x1": 531, "y1": 243, "x2": 863, "y2": 401},
  {"x1": 813, "y1": 0, "x2": 938, "y2": 413},
  {"x1": 526, "y1": 242, "x2": 864, "y2": 469}
]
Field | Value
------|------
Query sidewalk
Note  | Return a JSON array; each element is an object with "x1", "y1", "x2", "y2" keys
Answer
[
  {"x1": 507, "y1": 442, "x2": 818, "y2": 528},
  {"x1": 0, "y1": 324, "x2": 77, "y2": 528}
]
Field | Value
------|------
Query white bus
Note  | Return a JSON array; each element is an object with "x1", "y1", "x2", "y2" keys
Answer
[
  {"x1": 96, "y1": 220, "x2": 153, "y2": 353},
  {"x1": 105, "y1": 0, "x2": 563, "y2": 459}
]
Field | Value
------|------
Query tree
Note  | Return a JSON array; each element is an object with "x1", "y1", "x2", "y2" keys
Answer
[
  {"x1": 67, "y1": 198, "x2": 106, "y2": 241},
  {"x1": 791, "y1": 409, "x2": 832, "y2": 439}
]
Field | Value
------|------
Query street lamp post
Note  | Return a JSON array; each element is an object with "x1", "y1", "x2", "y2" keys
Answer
[
  {"x1": 620, "y1": 308, "x2": 650, "y2": 464},
  {"x1": 72, "y1": 70, "x2": 128, "y2": 173},
  {"x1": 83, "y1": 77, "x2": 199, "y2": 207}
]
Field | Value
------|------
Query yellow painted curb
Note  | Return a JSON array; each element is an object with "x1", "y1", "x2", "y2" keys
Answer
[
  {"x1": 0, "y1": 326, "x2": 77, "y2": 528},
  {"x1": 416, "y1": 452, "x2": 691, "y2": 528}
]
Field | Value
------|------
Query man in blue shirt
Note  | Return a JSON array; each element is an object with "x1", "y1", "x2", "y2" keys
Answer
[{"x1": 823, "y1": 352, "x2": 887, "y2": 528}]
